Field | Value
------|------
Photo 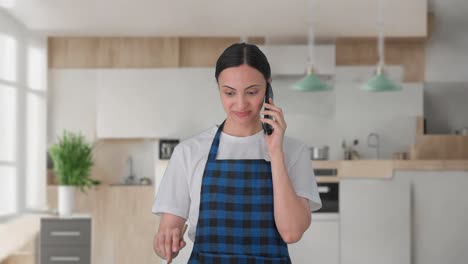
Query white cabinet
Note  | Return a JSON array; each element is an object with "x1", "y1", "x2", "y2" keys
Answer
[
  {"x1": 96, "y1": 68, "x2": 224, "y2": 139},
  {"x1": 289, "y1": 214, "x2": 340, "y2": 264},
  {"x1": 394, "y1": 171, "x2": 468, "y2": 264},
  {"x1": 340, "y1": 178, "x2": 411, "y2": 264}
]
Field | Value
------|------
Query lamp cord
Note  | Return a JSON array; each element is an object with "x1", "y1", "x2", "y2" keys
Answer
[
  {"x1": 378, "y1": 0, "x2": 385, "y2": 69},
  {"x1": 307, "y1": 0, "x2": 316, "y2": 69}
]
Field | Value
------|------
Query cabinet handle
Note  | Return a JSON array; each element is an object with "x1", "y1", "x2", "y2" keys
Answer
[
  {"x1": 50, "y1": 256, "x2": 80, "y2": 262},
  {"x1": 318, "y1": 186, "x2": 330, "y2": 193},
  {"x1": 50, "y1": 231, "x2": 81, "y2": 237}
]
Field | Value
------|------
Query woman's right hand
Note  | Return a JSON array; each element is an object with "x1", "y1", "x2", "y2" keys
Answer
[{"x1": 153, "y1": 214, "x2": 187, "y2": 263}]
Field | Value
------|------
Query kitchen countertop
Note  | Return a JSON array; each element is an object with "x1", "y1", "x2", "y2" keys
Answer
[{"x1": 313, "y1": 160, "x2": 468, "y2": 181}]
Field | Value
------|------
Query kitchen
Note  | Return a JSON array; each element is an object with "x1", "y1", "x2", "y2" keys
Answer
[{"x1": 1, "y1": 0, "x2": 468, "y2": 264}]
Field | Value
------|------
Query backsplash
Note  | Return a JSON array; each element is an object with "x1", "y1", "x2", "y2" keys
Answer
[{"x1": 90, "y1": 139, "x2": 157, "y2": 184}]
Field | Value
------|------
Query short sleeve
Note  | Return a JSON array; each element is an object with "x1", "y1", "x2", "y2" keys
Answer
[
  {"x1": 152, "y1": 145, "x2": 190, "y2": 219},
  {"x1": 288, "y1": 145, "x2": 322, "y2": 212}
]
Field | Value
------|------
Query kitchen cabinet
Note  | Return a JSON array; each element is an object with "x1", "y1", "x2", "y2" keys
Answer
[
  {"x1": 46, "y1": 186, "x2": 160, "y2": 264},
  {"x1": 40, "y1": 216, "x2": 92, "y2": 264},
  {"x1": 288, "y1": 214, "x2": 340, "y2": 264},
  {"x1": 340, "y1": 178, "x2": 411, "y2": 264},
  {"x1": 394, "y1": 171, "x2": 468, "y2": 264},
  {"x1": 96, "y1": 68, "x2": 224, "y2": 139}
]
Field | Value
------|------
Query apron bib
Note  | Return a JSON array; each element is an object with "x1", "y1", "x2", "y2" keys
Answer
[{"x1": 188, "y1": 121, "x2": 291, "y2": 264}]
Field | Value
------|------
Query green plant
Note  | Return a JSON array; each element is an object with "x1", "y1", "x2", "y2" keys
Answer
[{"x1": 49, "y1": 130, "x2": 100, "y2": 192}]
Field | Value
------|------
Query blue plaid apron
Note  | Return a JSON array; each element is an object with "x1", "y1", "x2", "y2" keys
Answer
[{"x1": 188, "y1": 121, "x2": 291, "y2": 264}]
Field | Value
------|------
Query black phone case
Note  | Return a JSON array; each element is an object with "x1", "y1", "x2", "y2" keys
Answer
[{"x1": 262, "y1": 83, "x2": 274, "y2": 135}]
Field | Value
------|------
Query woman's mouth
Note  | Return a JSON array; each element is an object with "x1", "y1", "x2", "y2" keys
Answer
[{"x1": 235, "y1": 111, "x2": 250, "y2": 118}]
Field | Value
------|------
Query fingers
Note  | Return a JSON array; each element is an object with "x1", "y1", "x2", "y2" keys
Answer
[
  {"x1": 164, "y1": 230, "x2": 172, "y2": 262},
  {"x1": 263, "y1": 100, "x2": 284, "y2": 121},
  {"x1": 261, "y1": 109, "x2": 286, "y2": 129},
  {"x1": 261, "y1": 117, "x2": 282, "y2": 133},
  {"x1": 155, "y1": 233, "x2": 166, "y2": 259},
  {"x1": 180, "y1": 239, "x2": 186, "y2": 249},
  {"x1": 264, "y1": 98, "x2": 282, "y2": 112},
  {"x1": 172, "y1": 228, "x2": 181, "y2": 253},
  {"x1": 154, "y1": 227, "x2": 186, "y2": 263}
]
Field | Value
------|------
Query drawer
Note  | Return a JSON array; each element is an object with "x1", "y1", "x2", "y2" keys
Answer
[
  {"x1": 41, "y1": 245, "x2": 90, "y2": 264},
  {"x1": 41, "y1": 219, "x2": 91, "y2": 246}
]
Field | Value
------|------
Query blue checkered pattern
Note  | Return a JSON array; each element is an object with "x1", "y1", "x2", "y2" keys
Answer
[{"x1": 188, "y1": 121, "x2": 291, "y2": 264}]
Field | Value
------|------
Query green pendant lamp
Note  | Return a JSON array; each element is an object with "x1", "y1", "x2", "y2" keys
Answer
[
  {"x1": 293, "y1": 66, "x2": 331, "y2": 91},
  {"x1": 362, "y1": 0, "x2": 401, "y2": 92},
  {"x1": 362, "y1": 66, "x2": 402, "y2": 92},
  {"x1": 293, "y1": 0, "x2": 331, "y2": 92}
]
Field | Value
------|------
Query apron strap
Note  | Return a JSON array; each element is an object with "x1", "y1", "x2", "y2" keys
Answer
[{"x1": 207, "y1": 120, "x2": 226, "y2": 161}]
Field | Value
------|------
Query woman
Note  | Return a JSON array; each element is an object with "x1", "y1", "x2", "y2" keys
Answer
[{"x1": 152, "y1": 43, "x2": 322, "y2": 263}]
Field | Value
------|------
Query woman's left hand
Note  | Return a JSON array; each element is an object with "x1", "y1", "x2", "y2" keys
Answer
[{"x1": 261, "y1": 98, "x2": 287, "y2": 156}]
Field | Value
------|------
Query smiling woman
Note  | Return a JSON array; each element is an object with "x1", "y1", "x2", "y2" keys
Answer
[
  {"x1": 152, "y1": 42, "x2": 322, "y2": 264},
  {"x1": 218, "y1": 64, "x2": 267, "y2": 135}
]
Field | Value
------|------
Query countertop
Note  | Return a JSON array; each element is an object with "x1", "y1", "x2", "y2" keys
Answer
[{"x1": 313, "y1": 160, "x2": 468, "y2": 181}]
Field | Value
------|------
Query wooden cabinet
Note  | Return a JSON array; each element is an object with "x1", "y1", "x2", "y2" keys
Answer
[
  {"x1": 48, "y1": 37, "x2": 241, "y2": 69},
  {"x1": 40, "y1": 217, "x2": 91, "y2": 264},
  {"x1": 46, "y1": 186, "x2": 160, "y2": 264}
]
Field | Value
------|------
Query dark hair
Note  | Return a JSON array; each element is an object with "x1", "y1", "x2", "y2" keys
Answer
[{"x1": 215, "y1": 42, "x2": 271, "y2": 83}]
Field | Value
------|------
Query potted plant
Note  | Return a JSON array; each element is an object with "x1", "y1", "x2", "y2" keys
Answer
[{"x1": 49, "y1": 130, "x2": 100, "y2": 216}]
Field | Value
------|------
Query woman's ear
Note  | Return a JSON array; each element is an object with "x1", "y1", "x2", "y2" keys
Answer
[{"x1": 268, "y1": 78, "x2": 272, "y2": 84}]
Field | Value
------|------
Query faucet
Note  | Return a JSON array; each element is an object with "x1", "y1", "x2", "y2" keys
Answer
[
  {"x1": 125, "y1": 156, "x2": 136, "y2": 184},
  {"x1": 367, "y1": 132, "x2": 380, "y2": 159}
]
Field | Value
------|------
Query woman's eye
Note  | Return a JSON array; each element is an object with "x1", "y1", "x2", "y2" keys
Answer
[
  {"x1": 225, "y1": 92, "x2": 235, "y2": 96},
  {"x1": 247, "y1": 91, "x2": 258, "y2": 95}
]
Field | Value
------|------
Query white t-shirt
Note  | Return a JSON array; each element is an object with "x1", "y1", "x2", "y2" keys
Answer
[{"x1": 152, "y1": 125, "x2": 322, "y2": 242}]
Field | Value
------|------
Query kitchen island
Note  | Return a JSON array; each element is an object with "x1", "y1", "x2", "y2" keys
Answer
[{"x1": 325, "y1": 160, "x2": 468, "y2": 264}]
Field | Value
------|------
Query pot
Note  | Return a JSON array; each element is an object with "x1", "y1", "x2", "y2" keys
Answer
[
  {"x1": 310, "y1": 146, "x2": 329, "y2": 160},
  {"x1": 461, "y1": 127, "x2": 468, "y2": 136}
]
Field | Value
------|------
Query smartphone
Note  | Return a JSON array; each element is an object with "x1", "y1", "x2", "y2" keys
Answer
[{"x1": 262, "y1": 83, "x2": 274, "y2": 135}]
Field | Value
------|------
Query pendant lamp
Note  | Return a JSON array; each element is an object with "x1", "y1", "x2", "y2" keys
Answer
[
  {"x1": 293, "y1": 0, "x2": 331, "y2": 92},
  {"x1": 362, "y1": 0, "x2": 402, "y2": 92}
]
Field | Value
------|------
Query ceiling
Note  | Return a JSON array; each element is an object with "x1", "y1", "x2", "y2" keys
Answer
[{"x1": 2, "y1": 0, "x2": 427, "y2": 38}]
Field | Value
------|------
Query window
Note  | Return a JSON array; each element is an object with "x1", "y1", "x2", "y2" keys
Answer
[
  {"x1": 0, "y1": 19, "x2": 47, "y2": 220},
  {"x1": 0, "y1": 33, "x2": 16, "y2": 82},
  {"x1": 0, "y1": 33, "x2": 18, "y2": 219}
]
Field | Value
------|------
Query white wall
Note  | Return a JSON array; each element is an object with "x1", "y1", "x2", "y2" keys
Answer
[
  {"x1": 48, "y1": 70, "x2": 159, "y2": 184},
  {"x1": 47, "y1": 70, "x2": 97, "y2": 143},
  {"x1": 423, "y1": 0, "x2": 468, "y2": 134},
  {"x1": 274, "y1": 66, "x2": 422, "y2": 160},
  {"x1": 49, "y1": 67, "x2": 423, "y2": 164},
  {"x1": 425, "y1": 0, "x2": 468, "y2": 81},
  {"x1": 424, "y1": 82, "x2": 468, "y2": 134}
]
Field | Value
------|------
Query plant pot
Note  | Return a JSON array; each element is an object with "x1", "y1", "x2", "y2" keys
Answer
[{"x1": 58, "y1": 185, "x2": 75, "y2": 217}]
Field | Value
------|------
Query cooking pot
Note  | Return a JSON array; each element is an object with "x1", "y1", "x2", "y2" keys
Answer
[
  {"x1": 310, "y1": 146, "x2": 329, "y2": 160},
  {"x1": 461, "y1": 127, "x2": 468, "y2": 135}
]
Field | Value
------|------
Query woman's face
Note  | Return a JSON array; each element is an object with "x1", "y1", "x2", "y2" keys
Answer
[{"x1": 217, "y1": 64, "x2": 267, "y2": 126}]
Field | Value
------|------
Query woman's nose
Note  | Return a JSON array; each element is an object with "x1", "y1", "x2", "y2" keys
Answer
[{"x1": 236, "y1": 95, "x2": 248, "y2": 108}]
